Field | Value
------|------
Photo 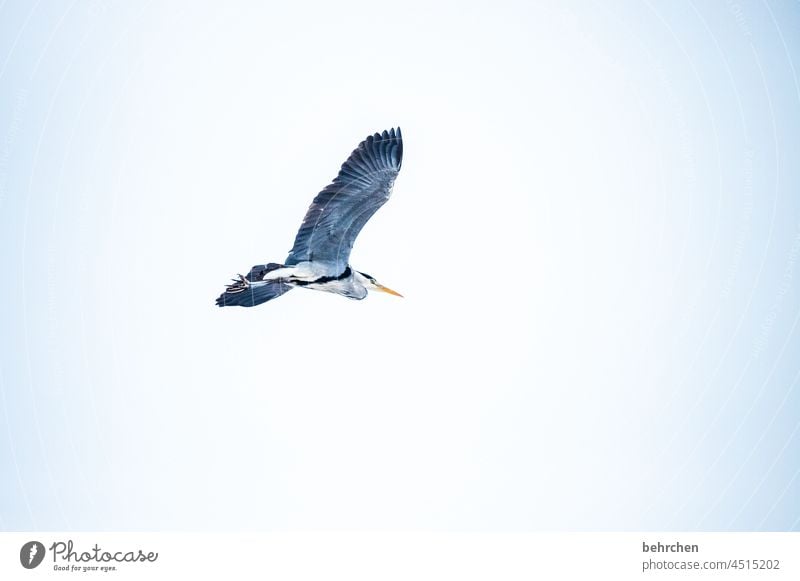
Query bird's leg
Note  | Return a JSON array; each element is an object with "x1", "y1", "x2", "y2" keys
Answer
[{"x1": 225, "y1": 274, "x2": 249, "y2": 293}]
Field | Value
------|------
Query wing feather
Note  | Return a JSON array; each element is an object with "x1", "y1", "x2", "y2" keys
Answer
[{"x1": 284, "y1": 127, "x2": 403, "y2": 274}]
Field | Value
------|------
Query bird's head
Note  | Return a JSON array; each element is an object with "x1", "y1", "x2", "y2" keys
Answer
[{"x1": 355, "y1": 270, "x2": 403, "y2": 298}]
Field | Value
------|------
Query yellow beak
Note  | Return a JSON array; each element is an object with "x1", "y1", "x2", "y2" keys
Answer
[{"x1": 375, "y1": 283, "x2": 404, "y2": 298}]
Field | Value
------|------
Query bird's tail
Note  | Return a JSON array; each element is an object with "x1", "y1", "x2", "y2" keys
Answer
[{"x1": 216, "y1": 263, "x2": 293, "y2": 307}]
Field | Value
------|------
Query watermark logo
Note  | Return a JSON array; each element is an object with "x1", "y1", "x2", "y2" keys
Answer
[
  {"x1": 20, "y1": 541, "x2": 46, "y2": 569},
  {"x1": 15, "y1": 539, "x2": 159, "y2": 573}
]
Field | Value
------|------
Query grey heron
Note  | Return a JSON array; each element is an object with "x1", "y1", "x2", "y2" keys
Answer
[{"x1": 216, "y1": 127, "x2": 404, "y2": 307}]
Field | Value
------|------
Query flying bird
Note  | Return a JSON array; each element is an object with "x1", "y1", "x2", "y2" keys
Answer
[{"x1": 216, "y1": 127, "x2": 404, "y2": 307}]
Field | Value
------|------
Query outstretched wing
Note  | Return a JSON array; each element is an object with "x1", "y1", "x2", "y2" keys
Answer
[{"x1": 285, "y1": 127, "x2": 403, "y2": 274}]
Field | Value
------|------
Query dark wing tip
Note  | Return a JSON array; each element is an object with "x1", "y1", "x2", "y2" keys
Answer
[
  {"x1": 374, "y1": 126, "x2": 402, "y2": 170},
  {"x1": 215, "y1": 291, "x2": 229, "y2": 307},
  {"x1": 346, "y1": 127, "x2": 403, "y2": 176},
  {"x1": 392, "y1": 127, "x2": 403, "y2": 170}
]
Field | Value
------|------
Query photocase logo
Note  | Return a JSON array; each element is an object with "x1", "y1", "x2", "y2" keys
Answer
[{"x1": 20, "y1": 541, "x2": 45, "y2": 569}]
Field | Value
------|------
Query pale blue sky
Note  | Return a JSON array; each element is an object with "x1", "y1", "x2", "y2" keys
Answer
[{"x1": 1, "y1": 0, "x2": 799, "y2": 531}]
